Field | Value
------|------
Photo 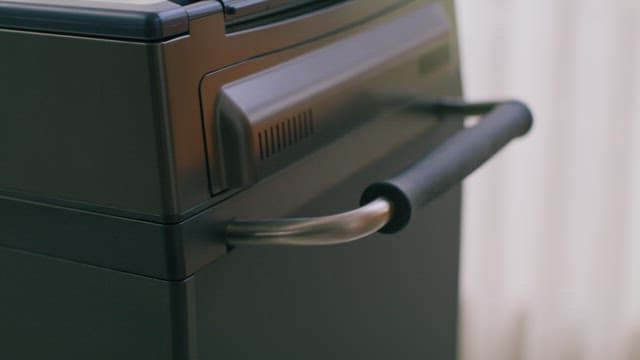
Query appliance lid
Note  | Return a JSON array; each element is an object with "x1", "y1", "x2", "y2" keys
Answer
[
  {"x1": 0, "y1": 0, "x2": 357, "y2": 40},
  {"x1": 0, "y1": 0, "x2": 222, "y2": 41}
]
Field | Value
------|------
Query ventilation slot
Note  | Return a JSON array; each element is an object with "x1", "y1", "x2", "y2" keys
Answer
[{"x1": 259, "y1": 109, "x2": 314, "y2": 160}]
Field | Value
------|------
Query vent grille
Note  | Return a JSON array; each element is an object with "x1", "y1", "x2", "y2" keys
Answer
[{"x1": 258, "y1": 109, "x2": 314, "y2": 160}]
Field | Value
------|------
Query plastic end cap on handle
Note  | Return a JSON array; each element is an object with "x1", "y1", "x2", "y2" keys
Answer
[
  {"x1": 502, "y1": 100, "x2": 534, "y2": 135},
  {"x1": 360, "y1": 183, "x2": 411, "y2": 234}
]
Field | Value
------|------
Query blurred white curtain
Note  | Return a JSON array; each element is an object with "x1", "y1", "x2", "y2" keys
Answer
[{"x1": 455, "y1": 1, "x2": 640, "y2": 359}]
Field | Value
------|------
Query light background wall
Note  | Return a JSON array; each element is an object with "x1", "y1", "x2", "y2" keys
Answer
[{"x1": 455, "y1": 1, "x2": 640, "y2": 359}]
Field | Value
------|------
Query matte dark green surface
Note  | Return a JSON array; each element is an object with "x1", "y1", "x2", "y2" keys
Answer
[
  {"x1": 0, "y1": 246, "x2": 191, "y2": 359},
  {"x1": 0, "y1": 30, "x2": 170, "y2": 217},
  {"x1": 0, "y1": 1, "x2": 464, "y2": 358},
  {"x1": 0, "y1": 118, "x2": 461, "y2": 359},
  {"x1": 0, "y1": 0, "x2": 417, "y2": 223},
  {"x1": 192, "y1": 134, "x2": 462, "y2": 359}
]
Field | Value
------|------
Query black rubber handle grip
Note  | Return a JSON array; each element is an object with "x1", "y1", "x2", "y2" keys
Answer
[{"x1": 360, "y1": 100, "x2": 533, "y2": 233}]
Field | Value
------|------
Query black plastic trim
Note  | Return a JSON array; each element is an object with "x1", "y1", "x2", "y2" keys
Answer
[
  {"x1": 361, "y1": 100, "x2": 533, "y2": 233},
  {"x1": 0, "y1": 1, "x2": 194, "y2": 41}
]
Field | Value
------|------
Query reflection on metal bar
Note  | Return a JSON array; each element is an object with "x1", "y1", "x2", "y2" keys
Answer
[{"x1": 225, "y1": 198, "x2": 392, "y2": 246}]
